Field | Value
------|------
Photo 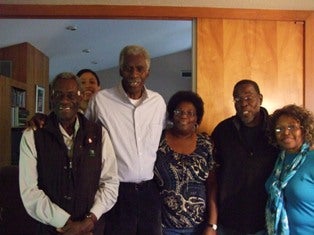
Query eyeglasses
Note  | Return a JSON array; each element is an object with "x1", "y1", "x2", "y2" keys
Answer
[
  {"x1": 274, "y1": 125, "x2": 302, "y2": 134},
  {"x1": 52, "y1": 90, "x2": 81, "y2": 101},
  {"x1": 173, "y1": 109, "x2": 196, "y2": 118},
  {"x1": 233, "y1": 95, "x2": 257, "y2": 104}
]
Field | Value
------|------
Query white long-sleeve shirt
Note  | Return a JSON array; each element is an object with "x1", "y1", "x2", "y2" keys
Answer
[
  {"x1": 19, "y1": 118, "x2": 119, "y2": 228},
  {"x1": 85, "y1": 83, "x2": 166, "y2": 183}
]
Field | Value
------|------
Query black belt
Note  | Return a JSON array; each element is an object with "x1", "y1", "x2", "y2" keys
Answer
[{"x1": 120, "y1": 179, "x2": 154, "y2": 190}]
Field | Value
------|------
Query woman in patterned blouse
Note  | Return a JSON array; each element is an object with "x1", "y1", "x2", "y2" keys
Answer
[{"x1": 154, "y1": 90, "x2": 218, "y2": 235}]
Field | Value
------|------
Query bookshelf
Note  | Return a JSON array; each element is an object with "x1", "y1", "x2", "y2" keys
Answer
[
  {"x1": 0, "y1": 42, "x2": 49, "y2": 167},
  {"x1": 11, "y1": 87, "x2": 29, "y2": 127}
]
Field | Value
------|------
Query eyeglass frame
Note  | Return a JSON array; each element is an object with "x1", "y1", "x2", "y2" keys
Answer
[
  {"x1": 173, "y1": 109, "x2": 196, "y2": 118},
  {"x1": 51, "y1": 90, "x2": 81, "y2": 101},
  {"x1": 233, "y1": 94, "x2": 259, "y2": 104},
  {"x1": 274, "y1": 124, "x2": 303, "y2": 134}
]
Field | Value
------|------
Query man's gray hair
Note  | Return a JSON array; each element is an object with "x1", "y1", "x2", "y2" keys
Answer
[{"x1": 119, "y1": 45, "x2": 151, "y2": 70}]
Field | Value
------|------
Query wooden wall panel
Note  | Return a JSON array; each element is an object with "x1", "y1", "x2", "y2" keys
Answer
[
  {"x1": 305, "y1": 13, "x2": 314, "y2": 112},
  {"x1": 0, "y1": 77, "x2": 11, "y2": 166},
  {"x1": 0, "y1": 43, "x2": 49, "y2": 166},
  {"x1": 197, "y1": 19, "x2": 304, "y2": 134}
]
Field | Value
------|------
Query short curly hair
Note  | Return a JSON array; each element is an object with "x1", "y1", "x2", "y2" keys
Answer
[
  {"x1": 167, "y1": 90, "x2": 204, "y2": 125},
  {"x1": 268, "y1": 104, "x2": 314, "y2": 147},
  {"x1": 119, "y1": 45, "x2": 151, "y2": 71},
  {"x1": 51, "y1": 72, "x2": 82, "y2": 92}
]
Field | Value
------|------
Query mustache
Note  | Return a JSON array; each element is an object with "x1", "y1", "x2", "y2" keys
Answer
[{"x1": 124, "y1": 78, "x2": 142, "y2": 85}]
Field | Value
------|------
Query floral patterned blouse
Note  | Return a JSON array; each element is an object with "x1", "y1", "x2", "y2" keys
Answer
[{"x1": 154, "y1": 131, "x2": 215, "y2": 229}]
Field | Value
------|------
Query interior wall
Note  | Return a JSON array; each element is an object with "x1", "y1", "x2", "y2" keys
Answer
[
  {"x1": 97, "y1": 49, "x2": 192, "y2": 103},
  {"x1": 1, "y1": 4, "x2": 314, "y2": 133}
]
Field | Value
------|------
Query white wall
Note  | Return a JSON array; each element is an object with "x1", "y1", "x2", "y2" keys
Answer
[{"x1": 97, "y1": 49, "x2": 192, "y2": 103}]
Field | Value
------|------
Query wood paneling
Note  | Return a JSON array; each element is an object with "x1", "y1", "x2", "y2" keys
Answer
[
  {"x1": 0, "y1": 4, "x2": 312, "y2": 21},
  {"x1": 0, "y1": 43, "x2": 49, "y2": 166},
  {"x1": 197, "y1": 19, "x2": 304, "y2": 133},
  {"x1": 0, "y1": 76, "x2": 11, "y2": 167},
  {"x1": 305, "y1": 13, "x2": 314, "y2": 112}
]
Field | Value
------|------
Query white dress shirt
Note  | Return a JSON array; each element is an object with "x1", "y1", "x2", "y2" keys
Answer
[
  {"x1": 19, "y1": 118, "x2": 119, "y2": 228},
  {"x1": 85, "y1": 82, "x2": 166, "y2": 183}
]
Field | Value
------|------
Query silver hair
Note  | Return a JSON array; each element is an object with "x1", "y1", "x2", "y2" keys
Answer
[{"x1": 119, "y1": 45, "x2": 151, "y2": 70}]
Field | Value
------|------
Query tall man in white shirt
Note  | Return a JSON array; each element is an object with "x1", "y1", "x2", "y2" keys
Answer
[
  {"x1": 19, "y1": 72, "x2": 119, "y2": 235},
  {"x1": 85, "y1": 45, "x2": 166, "y2": 235}
]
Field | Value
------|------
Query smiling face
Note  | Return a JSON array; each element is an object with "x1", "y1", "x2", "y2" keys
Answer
[
  {"x1": 172, "y1": 101, "x2": 197, "y2": 135},
  {"x1": 233, "y1": 83, "x2": 263, "y2": 127},
  {"x1": 51, "y1": 77, "x2": 82, "y2": 126},
  {"x1": 78, "y1": 71, "x2": 100, "y2": 101},
  {"x1": 275, "y1": 115, "x2": 304, "y2": 153},
  {"x1": 120, "y1": 53, "x2": 149, "y2": 99}
]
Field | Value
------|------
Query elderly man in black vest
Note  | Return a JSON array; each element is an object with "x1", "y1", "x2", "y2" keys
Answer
[{"x1": 19, "y1": 72, "x2": 119, "y2": 235}]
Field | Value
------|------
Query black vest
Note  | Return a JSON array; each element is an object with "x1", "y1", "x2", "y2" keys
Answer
[{"x1": 34, "y1": 112, "x2": 102, "y2": 232}]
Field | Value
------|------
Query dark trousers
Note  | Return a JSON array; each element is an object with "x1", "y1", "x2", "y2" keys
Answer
[{"x1": 104, "y1": 180, "x2": 162, "y2": 235}]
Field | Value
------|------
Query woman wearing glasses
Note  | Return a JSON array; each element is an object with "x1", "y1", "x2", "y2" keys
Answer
[
  {"x1": 154, "y1": 91, "x2": 218, "y2": 235},
  {"x1": 265, "y1": 104, "x2": 314, "y2": 235}
]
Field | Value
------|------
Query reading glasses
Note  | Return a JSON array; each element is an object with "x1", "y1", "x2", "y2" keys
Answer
[
  {"x1": 274, "y1": 125, "x2": 302, "y2": 134},
  {"x1": 173, "y1": 109, "x2": 196, "y2": 117},
  {"x1": 52, "y1": 90, "x2": 81, "y2": 101},
  {"x1": 233, "y1": 95, "x2": 257, "y2": 104}
]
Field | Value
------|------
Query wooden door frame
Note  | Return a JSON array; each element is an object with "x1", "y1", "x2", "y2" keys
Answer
[{"x1": 1, "y1": 4, "x2": 314, "y2": 111}]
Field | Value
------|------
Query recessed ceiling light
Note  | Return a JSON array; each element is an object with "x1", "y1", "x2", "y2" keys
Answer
[
  {"x1": 66, "y1": 25, "x2": 78, "y2": 31},
  {"x1": 82, "y1": 49, "x2": 91, "y2": 53}
]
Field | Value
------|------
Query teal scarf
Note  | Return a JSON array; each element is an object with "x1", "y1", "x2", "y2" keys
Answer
[{"x1": 265, "y1": 142, "x2": 309, "y2": 235}]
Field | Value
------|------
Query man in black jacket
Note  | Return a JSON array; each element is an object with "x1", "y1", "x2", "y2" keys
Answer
[{"x1": 212, "y1": 79, "x2": 278, "y2": 235}]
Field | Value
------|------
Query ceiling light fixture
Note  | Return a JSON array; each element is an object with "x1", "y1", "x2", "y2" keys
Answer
[
  {"x1": 82, "y1": 49, "x2": 91, "y2": 53},
  {"x1": 66, "y1": 25, "x2": 78, "y2": 31}
]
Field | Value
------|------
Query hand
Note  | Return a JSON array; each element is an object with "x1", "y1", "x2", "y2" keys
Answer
[
  {"x1": 57, "y1": 218, "x2": 94, "y2": 235},
  {"x1": 26, "y1": 113, "x2": 47, "y2": 130},
  {"x1": 203, "y1": 226, "x2": 217, "y2": 235}
]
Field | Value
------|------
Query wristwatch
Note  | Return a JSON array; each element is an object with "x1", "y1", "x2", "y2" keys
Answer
[{"x1": 207, "y1": 223, "x2": 218, "y2": 231}]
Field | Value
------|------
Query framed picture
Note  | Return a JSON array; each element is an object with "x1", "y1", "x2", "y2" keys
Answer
[{"x1": 35, "y1": 85, "x2": 45, "y2": 113}]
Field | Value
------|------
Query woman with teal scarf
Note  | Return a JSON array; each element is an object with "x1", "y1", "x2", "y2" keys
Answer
[{"x1": 265, "y1": 104, "x2": 314, "y2": 235}]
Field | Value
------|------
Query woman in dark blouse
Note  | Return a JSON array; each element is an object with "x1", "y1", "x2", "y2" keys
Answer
[{"x1": 154, "y1": 91, "x2": 218, "y2": 235}]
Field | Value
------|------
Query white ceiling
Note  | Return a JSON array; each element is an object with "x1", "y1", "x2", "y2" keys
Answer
[{"x1": 0, "y1": 19, "x2": 192, "y2": 80}]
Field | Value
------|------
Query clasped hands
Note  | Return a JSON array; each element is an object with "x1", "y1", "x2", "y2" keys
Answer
[{"x1": 56, "y1": 217, "x2": 94, "y2": 235}]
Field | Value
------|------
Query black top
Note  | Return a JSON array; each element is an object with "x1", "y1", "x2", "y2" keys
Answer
[{"x1": 211, "y1": 107, "x2": 279, "y2": 233}]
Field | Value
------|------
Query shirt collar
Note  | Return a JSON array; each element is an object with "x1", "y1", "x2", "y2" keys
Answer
[
  {"x1": 58, "y1": 116, "x2": 80, "y2": 138},
  {"x1": 117, "y1": 81, "x2": 149, "y2": 104}
]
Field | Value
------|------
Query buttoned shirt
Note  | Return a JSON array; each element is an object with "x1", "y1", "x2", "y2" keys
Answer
[
  {"x1": 19, "y1": 117, "x2": 119, "y2": 228},
  {"x1": 85, "y1": 82, "x2": 166, "y2": 183}
]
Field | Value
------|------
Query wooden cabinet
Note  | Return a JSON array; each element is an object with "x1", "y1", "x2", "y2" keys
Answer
[{"x1": 0, "y1": 42, "x2": 49, "y2": 167}]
